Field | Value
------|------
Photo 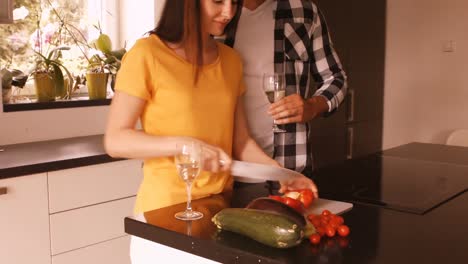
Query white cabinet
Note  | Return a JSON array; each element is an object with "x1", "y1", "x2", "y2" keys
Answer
[
  {"x1": 50, "y1": 197, "x2": 135, "y2": 255},
  {"x1": 1, "y1": 159, "x2": 142, "y2": 264},
  {"x1": 52, "y1": 236, "x2": 131, "y2": 264},
  {"x1": 48, "y1": 159, "x2": 142, "y2": 213},
  {"x1": 0, "y1": 173, "x2": 51, "y2": 264},
  {"x1": 48, "y1": 159, "x2": 142, "y2": 263}
]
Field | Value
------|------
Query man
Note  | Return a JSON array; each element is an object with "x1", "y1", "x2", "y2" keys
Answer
[{"x1": 224, "y1": 0, "x2": 347, "y2": 178}]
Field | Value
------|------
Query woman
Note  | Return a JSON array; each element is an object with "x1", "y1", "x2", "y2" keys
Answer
[
  {"x1": 106, "y1": 0, "x2": 318, "y2": 213},
  {"x1": 105, "y1": 0, "x2": 317, "y2": 261},
  {"x1": 105, "y1": 0, "x2": 316, "y2": 255}
]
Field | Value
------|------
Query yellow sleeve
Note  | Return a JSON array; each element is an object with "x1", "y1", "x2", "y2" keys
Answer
[{"x1": 114, "y1": 38, "x2": 156, "y2": 100}]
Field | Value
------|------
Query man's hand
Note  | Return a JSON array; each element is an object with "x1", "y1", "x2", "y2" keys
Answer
[{"x1": 268, "y1": 94, "x2": 329, "y2": 124}]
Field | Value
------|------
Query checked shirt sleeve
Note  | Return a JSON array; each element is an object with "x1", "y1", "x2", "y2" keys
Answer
[{"x1": 310, "y1": 6, "x2": 348, "y2": 113}]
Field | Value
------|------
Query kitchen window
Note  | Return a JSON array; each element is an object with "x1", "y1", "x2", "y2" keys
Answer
[{"x1": 1, "y1": 0, "x2": 120, "y2": 112}]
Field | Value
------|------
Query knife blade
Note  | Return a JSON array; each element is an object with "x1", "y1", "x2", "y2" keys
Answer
[{"x1": 229, "y1": 160, "x2": 303, "y2": 182}]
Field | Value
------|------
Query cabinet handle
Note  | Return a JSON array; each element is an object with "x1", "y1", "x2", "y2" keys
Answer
[
  {"x1": 347, "y1": 89, "x2": 355, "y2": 122},
  {"x1": 346, "y1": 127, "x2": 354, "y2": 159},
  {"x1": 0, "y1": 187, "x2": 7, "y2": 196}
]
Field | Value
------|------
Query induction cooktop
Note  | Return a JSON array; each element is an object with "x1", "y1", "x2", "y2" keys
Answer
[{"x1": 316, "y1": 155, "x2": 468, "y2": 214}]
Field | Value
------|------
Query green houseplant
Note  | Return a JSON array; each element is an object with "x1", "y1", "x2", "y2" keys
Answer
[
  {"x1": 31, "y1": 46, "x2": 73, "y2": 101},
  {"x1": 86, "y1": 25, "x2": 126, "y2": 99}
]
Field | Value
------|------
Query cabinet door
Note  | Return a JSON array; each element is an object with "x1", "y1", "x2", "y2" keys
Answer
[
  {"x1": 309, "y1": 93, "x2": 348, "y2": 169},
  {"x1": 347, "y1": 120, "x2": 384, "y2": 160},
  {"x1": 48, "y1": 159, "x2": 142, "y2": 213},
  {"x1": 347, "y1": 0, "x2": 386, "y2": 123},
  {"x1": 50, "y1": 197, "x2": 135, "y2": 255},
  {"x1": 317, "y1": 0, "x2": 386, "y2": 123},
  {"x1": 52, "y1": 236, "x2": 131, "y2": 264},
  {"x1": 0, "y1": 174, "x2": 51, "y2": 264}
]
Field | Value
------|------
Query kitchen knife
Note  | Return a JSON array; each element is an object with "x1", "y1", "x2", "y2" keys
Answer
[{"x1": 229, "y1": 160, "x2": 303, "y2": 182}]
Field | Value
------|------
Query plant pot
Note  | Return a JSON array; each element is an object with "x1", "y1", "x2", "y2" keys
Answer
[
  {"x1": 55, "y1": 77, "x2": 70, "y2": 99},
  {"x1": 34, "y1": 73, "x2": 56, "y2": 102},
  {"x1": 86, "y1": 72, "x2": 108, "y2": 100}
]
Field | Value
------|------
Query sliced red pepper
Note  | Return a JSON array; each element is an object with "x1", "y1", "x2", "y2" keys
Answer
[
  {"x1": 268, "y1": 195, "x2": 284, "y2": 203},
  {"x1": 282, "y1": 197, "x2": 305, "y2": 213},
  {"x1": 284, "y1": 189, "x2": 314, "y2": 208}
]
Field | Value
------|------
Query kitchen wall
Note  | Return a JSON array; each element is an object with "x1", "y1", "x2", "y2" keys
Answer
[
  {"x1": 2, "y1": 0, "x2": 467, "y2": 148},
  {"x1": 383, "y1": 0, "x2": 468, "y2": 149},
  {"x1": 0, "y1": 0, "x2": 159, "y2": 146}
]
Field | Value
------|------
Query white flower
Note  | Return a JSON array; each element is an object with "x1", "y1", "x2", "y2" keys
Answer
[
  {"x1": 13, "y1": 6, "x2": 29, "y2": 21},
  {"x1": 7, "y1": 31, "x2": 29, "y2": 51}
]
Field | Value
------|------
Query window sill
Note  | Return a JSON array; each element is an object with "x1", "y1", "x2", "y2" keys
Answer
[{"x1": 3, "y1": 97, "x2": 112, "y2": 112}]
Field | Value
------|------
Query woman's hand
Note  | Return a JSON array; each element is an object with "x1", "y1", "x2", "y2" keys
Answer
[
  {"x1": 193, "y1": 140, "x2": 232, "y2": 173},
  {"x1": 279, "y1": 175, "x2": 319, "y2": 199}
]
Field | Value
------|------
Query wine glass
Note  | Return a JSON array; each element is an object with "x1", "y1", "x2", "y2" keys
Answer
[
  {"x1": 174, "y1": 142, "x2": 204, "y2": 221},
  {"x1": 263, "y1": 73, "x2": 286, "y2": 133}
]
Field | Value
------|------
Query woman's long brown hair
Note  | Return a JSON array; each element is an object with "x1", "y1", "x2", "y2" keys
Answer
[{"x1": 150, "y1": 0, "x2": 243, "y2": 84}]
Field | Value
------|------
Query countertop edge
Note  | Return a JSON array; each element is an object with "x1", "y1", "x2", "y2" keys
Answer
[
  {"x1": 0, "y1": 154, "x2": 124, "y2": 180},
  {"x1": 124, "y1": 217, "x2": 283, "y2": 264}
]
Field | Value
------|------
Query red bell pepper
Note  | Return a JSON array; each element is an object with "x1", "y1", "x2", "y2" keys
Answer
[{"x1": 283, "y1": 189, "x2": 314, "y2": 209}]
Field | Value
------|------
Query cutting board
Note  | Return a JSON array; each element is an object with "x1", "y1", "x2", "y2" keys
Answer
[{"x1": 304, "y1": 198, "x2": 353, "y2": 216}]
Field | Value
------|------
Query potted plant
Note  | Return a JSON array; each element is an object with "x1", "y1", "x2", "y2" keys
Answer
[
  {"x1": 86, "y1": 25, "x2": 126, "y2": 99},
  {"x1": 30, "y1": 45, "x2": 74, "y2": 102},
  {"x1": 85, "y1": 54, "x2": 109, "y2": 100},
  {"x1": 49, "y1": 13, "x2": 126, "y2": 100}
]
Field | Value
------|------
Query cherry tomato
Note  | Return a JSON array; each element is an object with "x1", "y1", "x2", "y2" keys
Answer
[
  {"x1": 320, "y1": 216, "x2": 330, "y2": 226},
  {"x1": 337, "y1": 225, "x2": 350, "y2": 237},
  {"x1": 317, "y1": 226, "x2": 326, "y2": 237},
  {"x1": 322, "y1": 209, "x2": 331, "y2": 216},
  {"x1": 268, "y1": 195, "x2": 284, "y2": 202},
  {"x1": 311, "y1": 217, "x2": 322, "y2": 228},
  {"x1": 334, "y1": 215, "x2": 345, "y2": 226},
  {"x1": 329, "y1": 217, "x2": 341, "y2": 229},
  {"x1": 283, "y1": 197, "x2": 305, "y2": 213},
  {"x1": 325, "y1": 225, "x2": 336, "y2": 237},
  {"x1": 309, "y1": 234, "x2": 321, "y2": 245},
  {"x1": 306, "y1": 213, "x2": 317, "y2": 221}
]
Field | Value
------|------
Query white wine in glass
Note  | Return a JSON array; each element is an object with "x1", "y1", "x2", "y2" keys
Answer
[
  {"x1": 263, "y1": 73, "x2": 286, "y2": 133},
  {"x1": 174, "y1": 142, "x2": 204, "y2": 221}
]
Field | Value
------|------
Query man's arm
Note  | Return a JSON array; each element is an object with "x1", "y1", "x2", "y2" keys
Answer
[
  {"x1": 309, "y1": 6, "x2": 348, "y2": 114},
  {"x1": 268, "y1": 3, "x2": 347, "y2": 124}
]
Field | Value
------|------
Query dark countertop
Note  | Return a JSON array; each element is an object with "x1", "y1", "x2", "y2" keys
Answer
[
  {"x1": 125, "y1": 143, "x2": 468, "y2": 264},
  {"x1": 0, "y1": 135, "x2": 121, "y2": 180},
  {"x1": 381, "y1": 142, "x2": 468, "y2": 166}
]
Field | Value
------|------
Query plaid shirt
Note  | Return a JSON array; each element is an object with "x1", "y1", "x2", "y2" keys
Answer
[{"x1": 225, "y1": 0, "x2": 347, "y2": 174}]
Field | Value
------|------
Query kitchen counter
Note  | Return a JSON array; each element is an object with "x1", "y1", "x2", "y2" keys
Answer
[
  {"x1": 125, "y1": 143, "x2": 468, "y2": 263},
  {"x1": 0, "y1": 135, "x2": 121, "y2": 179}
]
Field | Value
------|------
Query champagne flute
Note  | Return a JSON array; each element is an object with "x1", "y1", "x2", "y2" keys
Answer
[
  {"x1": 263, "y1": 73, "x2": 286, "y2": 133},
  {"x1": 174, "y1": 142, "x2": 204, "y2": 221}
]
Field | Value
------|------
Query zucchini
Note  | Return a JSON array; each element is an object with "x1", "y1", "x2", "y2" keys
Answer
[
  {"x1": 246, "y1": 197, "x2": 306, "y2": 228},
  {"x1": 212, "y1": 208, "x2": 304, "y2": 248}
]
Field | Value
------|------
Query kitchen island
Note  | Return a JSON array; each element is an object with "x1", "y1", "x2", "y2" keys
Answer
[{"x1": 125, "y1": 143, "x2": 468, "y2": 264}]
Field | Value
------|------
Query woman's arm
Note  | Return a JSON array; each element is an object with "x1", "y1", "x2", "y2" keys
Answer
[
  {"x1": 232, "y1": 96, "x2": 318, "y2": 197},
  {"x1": 104, "y1": 91, "x2": 230, "y2": 172},
  {"x1": 232, "y1": 96, "x2": 279, "y2": 166}
]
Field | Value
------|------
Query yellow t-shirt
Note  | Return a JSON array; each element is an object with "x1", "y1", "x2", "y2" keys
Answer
[{"x1": 114, "y1": 34, "x2": 245, "y2": 213}]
